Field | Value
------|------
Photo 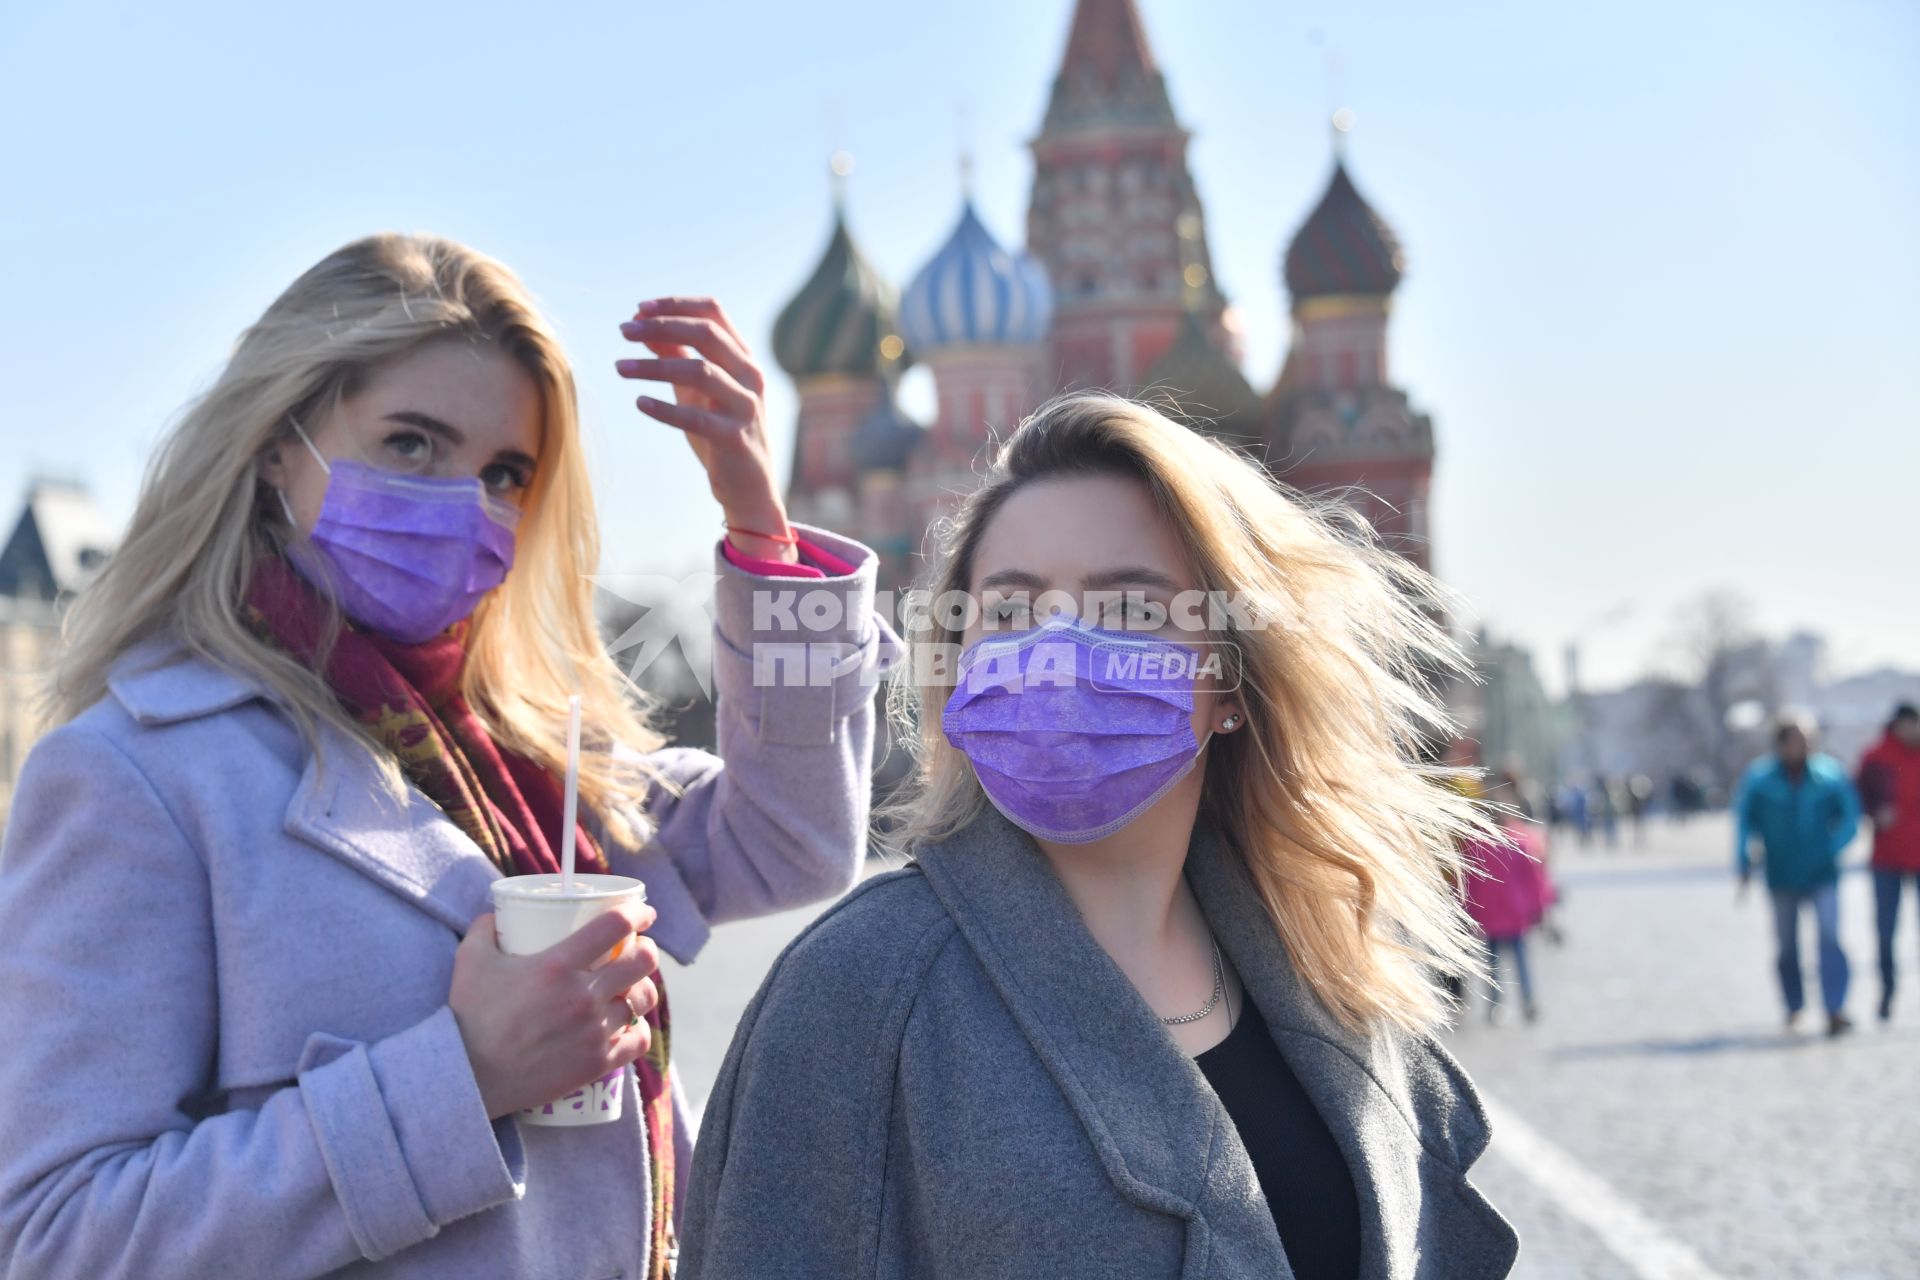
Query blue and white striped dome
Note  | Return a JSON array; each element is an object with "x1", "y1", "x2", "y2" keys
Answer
[{"x1": 899, "y1": 202, "x2": 1054, "y2": 353}]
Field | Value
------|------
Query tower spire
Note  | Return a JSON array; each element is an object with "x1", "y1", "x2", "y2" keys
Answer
[
  {"x1": 825, "y1": 97, "x2": 851, "y2": 211},
  {"x1": 829, "y1": 149, "x2": 853, "y2": 212},
  {"x1": 1027, "y1": 0, "x2": 1219, "y2": 392},
  {"x1": 957, "y1": 100, "x2": 974, "y2": 199},
  {"x1": 1040, "y1": 0, "x2": 1176, "y2": 133},
  {"x1": 1330, "y1": 107, "x2": 1355, "y2": 161}
]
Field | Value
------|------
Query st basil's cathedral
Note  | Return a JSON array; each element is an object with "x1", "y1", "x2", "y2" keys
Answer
[{"x1": 772, "y1": 0, "x2": 1435, "y2": 596}]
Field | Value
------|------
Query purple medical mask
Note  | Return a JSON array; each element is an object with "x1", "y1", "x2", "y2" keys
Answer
[
  {"x1": 277, "y1": 418, "x2": 520, "y2": 643},
  {"x1": 942, "y1": 615, "x2": 1214, "y2": 843}
]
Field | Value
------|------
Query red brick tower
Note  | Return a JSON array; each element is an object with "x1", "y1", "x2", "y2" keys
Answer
[{"x1": 1026, "y1": 0, "x2": 1227, "y2": 393}]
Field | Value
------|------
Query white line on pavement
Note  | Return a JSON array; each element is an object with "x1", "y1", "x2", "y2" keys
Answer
[{"x1": 1479, "y1": 1095, "x2": 1724, "y2": 1280}]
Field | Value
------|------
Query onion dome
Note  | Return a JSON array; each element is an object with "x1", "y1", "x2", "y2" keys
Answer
[
  {"x1": 851, "y1": 385, "x2": 927, "y2": 473},
  {"x1": 1143, "y1": 310, "x2": 1263, "y2": 442},
  {"x1": 899, "y1": 203, "x2": 1054, "y2": 353},
  {"x1": 773, "y1": 210, "x2": 905, "y2": 381},
  {"x1": 1284, "y1": 161, "x2": 1405, "y2": 301}
]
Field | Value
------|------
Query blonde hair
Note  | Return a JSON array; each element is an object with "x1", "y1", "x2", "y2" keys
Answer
[
  {"x1": 886, "y1": 393, "x2": 1490, "y2": 1034},
  {"x1": 55, "y1": 233, "x2": 667, "y2": 847}
]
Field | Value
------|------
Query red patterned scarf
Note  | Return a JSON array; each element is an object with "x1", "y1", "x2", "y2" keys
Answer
[{"x1": 244, "y1": 554, "x2": 676, "y2": 1275}]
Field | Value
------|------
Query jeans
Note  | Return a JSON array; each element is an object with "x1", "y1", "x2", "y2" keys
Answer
[
  {"x1": 1486, "y1": 935, "x2": 1534, "y2": 1010},
  {"x1": 1873, "y1": 870, "x2": 1920, "y2": 1003},
  {"x1": 1770, "y1": 882, "x2": 1848, "y2": 1015}
]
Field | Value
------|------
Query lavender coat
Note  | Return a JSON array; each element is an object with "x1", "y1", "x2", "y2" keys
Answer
[{"x1": 0, "y1": 525, "x2": 900, "y2": 1280}]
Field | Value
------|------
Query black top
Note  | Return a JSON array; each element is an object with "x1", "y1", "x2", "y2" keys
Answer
[{"x1": 1195, "y1": 997, "x2": 1363, "y2": 1280}]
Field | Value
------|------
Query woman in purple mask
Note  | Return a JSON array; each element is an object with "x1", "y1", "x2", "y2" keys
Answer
[
  {"x1": 0, "y1": 233, "x2": 898, "y2": 1279},
  {"x1": 680, "y1": 394, "x2": 1518, "y2": 1278}
]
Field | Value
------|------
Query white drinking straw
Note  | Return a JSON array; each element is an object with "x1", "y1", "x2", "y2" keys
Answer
[{"x1": 560, "y1": 694, "x2": 582, "y2": 893}]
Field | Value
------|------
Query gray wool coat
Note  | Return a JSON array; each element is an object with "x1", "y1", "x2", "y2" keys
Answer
[{"x1": 679, "y1": 805, "x2": 1520, "y2": 1279}]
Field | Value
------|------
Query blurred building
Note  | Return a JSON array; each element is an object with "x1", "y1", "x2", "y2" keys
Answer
[
  {"x1": 0, "y1": 479, "x2": 118, "y2": 819},
  {"x1": 1469, "y1": 630, "x2": 1562, "y2": 796},
  {"x1": 776, "y1": 0, "x2": 1440, "y2": 591}
]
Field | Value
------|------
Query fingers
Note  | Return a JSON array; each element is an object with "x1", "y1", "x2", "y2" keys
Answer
[
  {"x1": 619, "y1": 315, "x2": 764, "y2": 395},
  {"x1": 597, "y1": 977, "x2": 657, "y2": 1034},
  {"x1": 636, "y1": 296, "x2": 750, "y2": 353},
  {"x1": 634, "y1": 394, "x2": 745, "y2": 441},
  {"x1": 614, "y1": 356, "x2": 754, "y2": 419},
  {"x1": 465, "y1": 912, "x2": 499, "y2": 949},
  {"x1": 609, "y1": 1017, "x2": 653, "y2": 1064},
  {"x1": 589, "y1": 935, "x2": 661, "y2": 1002},
  {"x1": 542, "y1": 904, "x2": 650, "y2": 972}
]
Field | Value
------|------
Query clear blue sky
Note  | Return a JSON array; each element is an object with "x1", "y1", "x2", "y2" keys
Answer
[{"x1": 2, "y1": 0, "x2": 1914, "y2": 694}]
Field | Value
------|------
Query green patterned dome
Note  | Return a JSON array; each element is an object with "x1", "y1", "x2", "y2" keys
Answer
[{"x1": 773, "y1": 211, "x2": 905, "y2": 381}]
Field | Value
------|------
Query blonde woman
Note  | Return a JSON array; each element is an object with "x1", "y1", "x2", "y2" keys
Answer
[
  {"x1": 0, "y1": 234, "x2": 898, "y2": 1279},
  {"x1": 680, "y1": 395, "x2": 1519, "y2": 1278}
]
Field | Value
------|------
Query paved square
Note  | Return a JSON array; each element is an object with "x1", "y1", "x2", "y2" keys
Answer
[{"x1": 664, "y1": 816, "x2": 1919, "y2": 1277}]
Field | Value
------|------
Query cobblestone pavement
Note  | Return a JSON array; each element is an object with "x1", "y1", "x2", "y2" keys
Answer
[
  {"x1": 1446, "y1": 816, "x2": 1918, "y2": 1279},
  {"x1": 663, "y1": 818, "x2": 1919, "y2": 1278}
]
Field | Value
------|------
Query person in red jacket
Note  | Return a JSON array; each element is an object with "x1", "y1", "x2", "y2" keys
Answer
[{"x1": 1858, "y1": 703, "x2": 1920, "y2": 1022}]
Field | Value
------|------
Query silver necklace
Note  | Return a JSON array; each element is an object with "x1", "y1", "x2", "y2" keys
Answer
[{"x1": 1160, "y1": 937, "x2": 1225, "y2": 1026}]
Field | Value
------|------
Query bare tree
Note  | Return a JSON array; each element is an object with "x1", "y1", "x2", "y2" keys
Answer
[
  {"x1": 1655, "y1": 591, "x2": 1778, "y2": 789},
  {"x1": 1637, "y1": 675, "x2": 1713, "y2": 774}
]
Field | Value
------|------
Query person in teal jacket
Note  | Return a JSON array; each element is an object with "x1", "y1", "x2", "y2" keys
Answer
[{"x1": 1735, "y1": 717, "x2": 1863, "y2": 1036}]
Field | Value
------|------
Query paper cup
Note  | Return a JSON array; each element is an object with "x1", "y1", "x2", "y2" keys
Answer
[{"x1": 488, "y1": 873, "x2": 648, "y2": 1127}]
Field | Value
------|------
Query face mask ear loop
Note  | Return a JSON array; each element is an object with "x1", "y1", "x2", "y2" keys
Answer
[
  {"x1": 287, "y1": 414, "x2": 331, "y2": 476},
  {"x1": 275, "y1": 486, "x2": 301, "y2": 531}
]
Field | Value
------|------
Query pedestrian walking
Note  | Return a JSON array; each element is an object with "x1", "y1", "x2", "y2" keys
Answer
[
  {"x1": 1735, "y1": 716, "x2": 1863, "y2": 1037},
  {"x1": 1857, "y1": 703, "x2": 1920, "y2": 1022},
  {"x1": 1596, "y1": 777, "x2": 1622, "y2": 849},
  {"x1": 1563, "y1": 781, "x2": 1592, "y2": 845},
  {"x1": 1463, "y1": 773, "x2": 1555, "y2": 1023},
  {"x1": 677, "y1": 393, "x2": 1519, "y2": 1278},
  {"x1": 1628, "y1": 774, "x2": 1653, "y2": 847},
  {"x1": 0, "y1": 234, "x2": 900, "y2": 1279}
]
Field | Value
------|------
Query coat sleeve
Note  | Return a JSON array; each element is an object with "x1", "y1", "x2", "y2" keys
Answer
[
  {"x1": 1733, "y1": 766, "x2": 1759, "y2": 877},
  {"x1": 0, "y1": 724, "x2": 522, "y2": 1280},
  {"x1": 676, "y1": 878, "x2": 951, "y2": 1279},
  {"x1": 608, "y1": 524, "x2": 903, "y2": 962}
]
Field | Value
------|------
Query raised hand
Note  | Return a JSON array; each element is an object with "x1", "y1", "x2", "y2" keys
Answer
[{"x1": 616, "y1": 297, "x2": 798, "y2": 564}]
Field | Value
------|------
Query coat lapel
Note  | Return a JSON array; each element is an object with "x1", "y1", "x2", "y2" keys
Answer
[
  {"x1": 1186, "y1": 823, "x2": 1516, "y2": 1279},
  {"x1": 110, "y1": 635, "x2": 503, "y2": 936},
  {"x1": 283, "y1": 716, "x2": 501, "y2": 936}
]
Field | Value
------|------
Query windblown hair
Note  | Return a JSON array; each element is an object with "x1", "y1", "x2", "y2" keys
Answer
[
  {"x1": 54, "y1": 233, "x2": 668, "y2": 846},
  {"x1": 885, "y1": 393, "x2": 1491, "y2": 1034}
]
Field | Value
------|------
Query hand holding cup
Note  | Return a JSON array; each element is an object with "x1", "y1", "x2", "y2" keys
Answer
[{"x1": 450, "y1": 898, "x2": 659, "y2": 1121}]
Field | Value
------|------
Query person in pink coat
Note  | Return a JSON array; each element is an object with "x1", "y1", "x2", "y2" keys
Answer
[{"x1": 1463, "y1": 773, "x2": 1555, "y2": 1023}]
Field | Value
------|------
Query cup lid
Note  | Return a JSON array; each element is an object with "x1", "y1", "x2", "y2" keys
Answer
[{"x1": 488, "y1": 873, "x2": 647, "y2": 903}]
